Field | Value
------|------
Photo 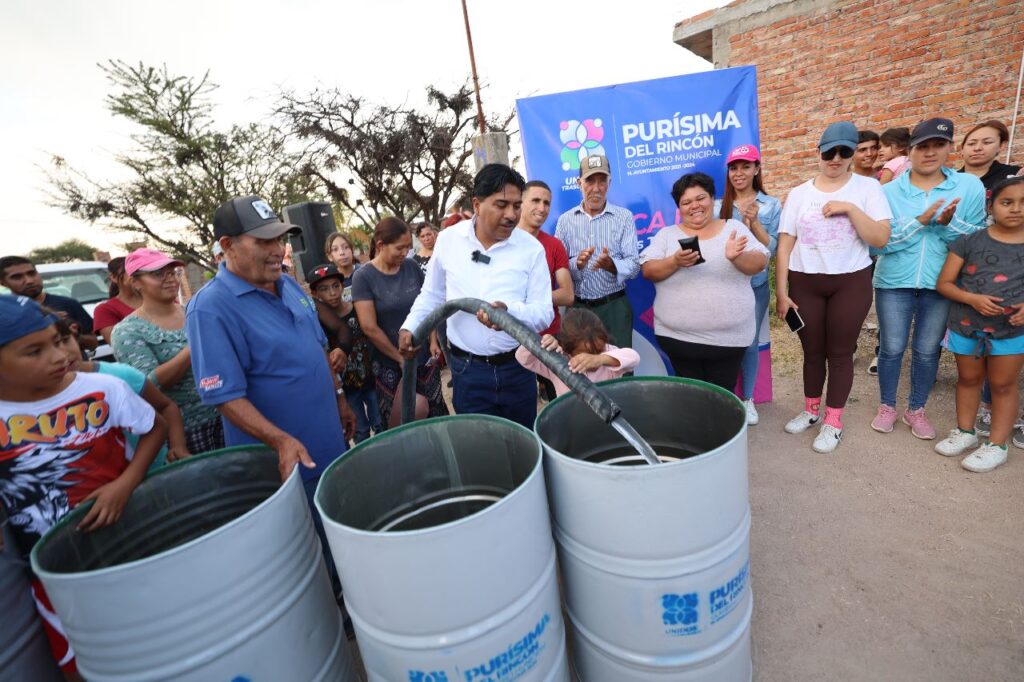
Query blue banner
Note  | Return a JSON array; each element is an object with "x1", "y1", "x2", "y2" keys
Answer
[{"x1": 516, "y1": 66, "x2": 762, "y2": 381}]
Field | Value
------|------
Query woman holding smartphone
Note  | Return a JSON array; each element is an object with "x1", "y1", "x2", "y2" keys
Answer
[
  {"x1": 776, "y1": 121, "x2": 892, "y2": 453},
  {"x1": 641, "y1": 172, "x2": 768, "y2": 389},
  {"x1": 716, "y1": 144, "x2": 782, "y2": 425}
]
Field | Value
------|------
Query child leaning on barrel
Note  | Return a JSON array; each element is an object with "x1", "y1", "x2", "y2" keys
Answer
[
  {"x1": 516, "y1": 308, "x2": 639, "y2": 397},
  {"x1": 0, "y1": 294, "x2": 167, "y2": 679}
]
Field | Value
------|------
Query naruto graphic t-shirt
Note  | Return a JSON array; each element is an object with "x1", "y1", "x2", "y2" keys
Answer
[{"x1": 0, "y1": 372, "x2": 155, "y2": 557}]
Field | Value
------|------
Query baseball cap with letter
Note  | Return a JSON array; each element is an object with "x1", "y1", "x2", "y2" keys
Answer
[
  {"x1": 213, "y1": 196, "x2": 301, "y2": 240},
  {"x1": 580, "y1": 155, "x2": 611, "y2": 180},
  {"x1": 909, "y1": 118, "x2": 954, "y2": 147}
]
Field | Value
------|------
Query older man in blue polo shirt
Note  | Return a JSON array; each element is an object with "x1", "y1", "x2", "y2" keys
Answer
[{"x1": 185, "y1": 196, "x2": 354, "y2": 594}]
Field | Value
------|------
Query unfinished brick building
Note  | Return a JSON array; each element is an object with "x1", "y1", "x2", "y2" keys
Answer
[{"x1": 674, "y1": 0, "x2": 1024, "y2": 194}]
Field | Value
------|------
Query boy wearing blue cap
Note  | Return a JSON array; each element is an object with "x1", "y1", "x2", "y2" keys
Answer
[{"x1": 0, "y1": 294, "x2": 167, "y2": 676}]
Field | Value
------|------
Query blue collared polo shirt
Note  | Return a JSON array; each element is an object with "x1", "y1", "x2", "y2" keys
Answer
[{"x1": 185, "y1": 264, "x2": 345, "y2": 479}]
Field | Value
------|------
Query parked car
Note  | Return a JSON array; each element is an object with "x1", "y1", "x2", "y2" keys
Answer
[{"x1": 37, "y1": 261, "x2": 115, "y2": 360}]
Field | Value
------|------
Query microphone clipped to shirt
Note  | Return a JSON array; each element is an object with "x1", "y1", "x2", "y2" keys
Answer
[{"x1": 471, "y1": 250, "x2": 491, "y2": 265}]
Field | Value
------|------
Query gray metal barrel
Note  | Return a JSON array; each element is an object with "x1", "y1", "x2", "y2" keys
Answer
[
  {"x1": 316, "y1": 415, "x2": 570, "y2": 682},
  {"x1": 30, "y1": 446, "x2": 357, "y2": 682},
  {"x1": 1, "y1": 521, "x2": 64, "y2": 682},
  {"x1": 536, "y1": 377, "x2": 752, "y2": 681}
]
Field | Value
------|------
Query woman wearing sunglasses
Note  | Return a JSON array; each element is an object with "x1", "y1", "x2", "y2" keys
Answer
[
  {"x1": 776, "y1": 122, "x2": 892, "y2": 453},
  {"x1": 869, "y1": 118, "x2": 987, "y2": 439}
]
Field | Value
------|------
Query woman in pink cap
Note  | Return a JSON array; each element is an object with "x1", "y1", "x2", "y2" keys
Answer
[
  {"x1": 112, "y1": 248, "x2": 225, "y2": 454},
  {"x1": 716, "y1": 144, "x2": 782, "y2": 426}
]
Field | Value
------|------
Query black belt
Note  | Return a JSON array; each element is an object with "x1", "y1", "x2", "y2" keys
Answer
[
  {"x1": 449, "y1": 344, "x2": 518, "y2": 365},
  {"x1": 575, "y1": 289, "x2": 626, "y2": 307}
]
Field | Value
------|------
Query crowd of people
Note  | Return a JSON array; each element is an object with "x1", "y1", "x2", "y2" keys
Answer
[{"x1": 0, "y1": 114, "x2": 1022, "y2": 677}]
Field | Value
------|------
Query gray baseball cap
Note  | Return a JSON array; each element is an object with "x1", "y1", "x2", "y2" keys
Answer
[{"x1": 213, "y1": 196, "x2": 301, "y2": 240}]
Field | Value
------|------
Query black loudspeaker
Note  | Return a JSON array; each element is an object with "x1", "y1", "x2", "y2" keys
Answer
[{"x1": 283, "y1": 202, "x2": 337, "y2": 282}]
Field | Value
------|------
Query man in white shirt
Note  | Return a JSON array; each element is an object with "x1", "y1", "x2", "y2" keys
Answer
[{"x1": 400, "y1": 164, "x2": 553, "y2": 427}]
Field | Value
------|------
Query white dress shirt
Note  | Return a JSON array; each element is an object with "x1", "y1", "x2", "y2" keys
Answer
[{"x1": 402, "y1": 218, "x2": 554, "y2": 355}]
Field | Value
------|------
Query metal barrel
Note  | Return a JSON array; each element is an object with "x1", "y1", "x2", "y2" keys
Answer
[
  {"x1": 316, "y1": 415, "x2": 570, "y2": 682},
  {"x1": 0, "y1": 522, "x2": 64, "y2": 682},
  {"x1": 30, "y1": 446, "x2": 357, "y2": 682},
  {"x1": 535, "y1": 377, "x2": 752, "y2": 681}
]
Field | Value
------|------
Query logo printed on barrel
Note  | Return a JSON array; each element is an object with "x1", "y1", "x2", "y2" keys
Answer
[
  {"x1": 710, "y1": 560, "x2": 750, "y2": 624},
  {"x1": 661, "y1": 592, "x2": 701, "y2": 636},
  {"x1": 408, "y1": 672, "x2": 448, "y2": 682},
  {"x1": 464, "y1": 612, "x2": 550, "y2": 681}
]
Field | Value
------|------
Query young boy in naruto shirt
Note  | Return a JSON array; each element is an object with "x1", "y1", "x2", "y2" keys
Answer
[{"x1": 0, "y1": 295, "x2": 166, "y2": 678}]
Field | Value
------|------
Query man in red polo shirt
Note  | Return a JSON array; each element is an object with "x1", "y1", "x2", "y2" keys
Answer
[
  {"x1": 517, "y1": 180, "x2": 574, "y2": 336},
  {"x1": 517, "y1": 180, "x2": 574, "y2": 400}
]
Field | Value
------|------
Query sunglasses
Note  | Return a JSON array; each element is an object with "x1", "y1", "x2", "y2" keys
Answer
[{"x1": 821, "y1": 147, "x2": 854, "y2": 161}]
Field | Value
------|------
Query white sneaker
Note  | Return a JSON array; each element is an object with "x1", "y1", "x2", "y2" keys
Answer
[
  {"x1": 785, "y1": 410, "x2": 819, "y2": 434},
  {"x1": 934, "y1": 428, "x2": 979, "y2": 457},
  {"x1": 960, "y1": 443, "x2": 1008, "y2": 473},
  {"x1": 812, "y1": 424, "x2": 843, "y2": 453},
  {"x1": 744, "y1": 399, "x2": 759, "y2": 426}
]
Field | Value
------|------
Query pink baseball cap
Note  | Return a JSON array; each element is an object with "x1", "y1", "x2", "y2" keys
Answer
[
  {"x1": 125, "y1": 248, "x2": 184, "y2": 276},
  {"x1": 726, "y1": 144, "x2": 761, "y2": 165}
]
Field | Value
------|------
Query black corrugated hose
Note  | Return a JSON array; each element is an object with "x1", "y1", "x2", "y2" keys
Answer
[{"x1": 400, "y1": 298, "x2": 622, "y2": 425}]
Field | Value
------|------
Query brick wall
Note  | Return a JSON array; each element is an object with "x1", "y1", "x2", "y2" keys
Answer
[{"x1": 706, "y1": 0, "x2": 1024, "y2": 197}]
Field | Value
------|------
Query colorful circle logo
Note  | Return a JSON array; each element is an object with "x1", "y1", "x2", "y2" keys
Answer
[{"x1": 560, "y1": 119, "x2": 606, "y2": 171}]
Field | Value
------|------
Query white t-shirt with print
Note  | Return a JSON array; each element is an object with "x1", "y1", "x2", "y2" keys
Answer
[
  {"x1": 779, "y1": 173, "x2": 893, "y2": 274},
  {"x1": 0, "y1": 372, "x2": 155, "y2": 556}
]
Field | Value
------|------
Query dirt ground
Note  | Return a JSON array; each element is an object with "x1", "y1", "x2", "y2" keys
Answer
[
  {"x1": 348, "y1": 315, "x2": 1024, "y2": 681},
  {"x1": 748, "y1": 317, "x2": 1024, "y2": 681}
]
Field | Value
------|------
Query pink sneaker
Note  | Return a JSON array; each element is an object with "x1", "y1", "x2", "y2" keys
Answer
[
  {"x1": 871, "y1": 404, "x2": 898, "y2": 433},
  {"x1": 903, "y1": 408, "x2": 936, "y2": 440}
]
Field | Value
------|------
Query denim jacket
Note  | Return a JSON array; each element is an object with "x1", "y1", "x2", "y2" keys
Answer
[{"x1": 714, "y1": 191, "x2": 782, "y2": 288}]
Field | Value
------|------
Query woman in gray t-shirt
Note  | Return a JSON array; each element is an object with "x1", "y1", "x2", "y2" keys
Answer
[
  {"x1": 641, "y1": 173, "x2": 769, "y2": 389},
  {"x1": 352, "y1": 218, "x2": 449, "y2": 427}
]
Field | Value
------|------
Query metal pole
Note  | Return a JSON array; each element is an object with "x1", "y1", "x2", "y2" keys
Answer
[
  {"x1": 1008, "y1": 45, "x2": 1024, "y2": 164},
  {"x1": 460, "y1": 0, "x2": 487, "y2": 134}
]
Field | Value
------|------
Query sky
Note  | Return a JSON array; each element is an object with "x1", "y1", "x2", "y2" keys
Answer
[{"x1": 0, "y1": 0, "x2": 728, "y2": 257}]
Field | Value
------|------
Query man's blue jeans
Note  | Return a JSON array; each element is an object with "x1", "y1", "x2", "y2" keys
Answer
[
  {"x1": 450, "y1": 352, "x2": 537, "y2": 428},
  {"x1": 876, "y1": 288, "x2": 951, "y2": 411}
]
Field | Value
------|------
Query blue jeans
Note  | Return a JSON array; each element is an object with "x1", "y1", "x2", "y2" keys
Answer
[
  {"x1": 345, "y1": 384, "x2": 382, "y2": 443},
  {"x1": 450, "y1": 353, "x2": 537, "y2": 428},
  {"x1": 876, "y1": 288, "x2": 951, "y2": 410},
  {"x1": 739, "y1": 281, "x2": 770, "y2": 400},
  {"x1": 303, "y1": 475, "x2": 342, "y2": 604}
]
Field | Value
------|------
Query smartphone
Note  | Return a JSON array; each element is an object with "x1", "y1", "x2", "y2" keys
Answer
[
  {"x1": 677, "y1": 236, "x2": 706, "y2": 265},
  {"x1": 785, "y1": 307, "x2": 805, "y2": 333}
]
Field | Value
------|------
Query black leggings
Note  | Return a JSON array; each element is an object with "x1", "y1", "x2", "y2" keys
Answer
[
  {"x1": 789, "y1": 266, "x2": 873, "y2": 408},
  {"x1": 656, "y1": 336, "x2": 746, "y2": 390}
]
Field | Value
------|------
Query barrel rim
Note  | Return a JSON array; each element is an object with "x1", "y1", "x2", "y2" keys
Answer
[
  {"x1": 29, "y1": 445, "x2": 294, "y2": 580},
  {"x1": 535, "y1": 375, "x2": 746, "y2": 471},
  {"x1": 314, "y1": 414, "x2": 544, "y2": 537}
]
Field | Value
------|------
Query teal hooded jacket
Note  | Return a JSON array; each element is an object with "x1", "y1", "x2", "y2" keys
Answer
[{"x1": 872, "y1": 167, "x2": 986, "y2": 290}]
